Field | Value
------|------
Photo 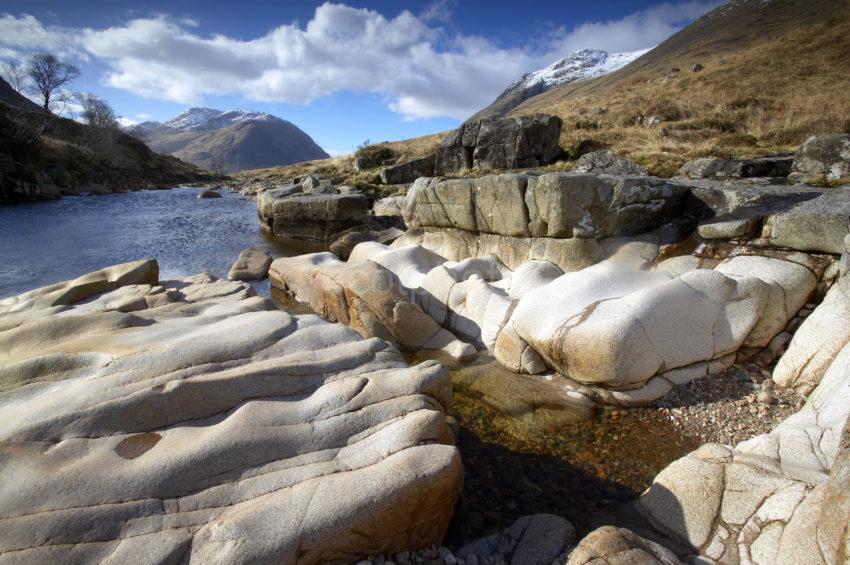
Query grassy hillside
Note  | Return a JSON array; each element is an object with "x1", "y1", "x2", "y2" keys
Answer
[
  {"x1": 510, "y1": 0, "x2": 850, "y2": 175},
  {"x1": 0, "y1": 101, "x2": 220, "y2": 200}
]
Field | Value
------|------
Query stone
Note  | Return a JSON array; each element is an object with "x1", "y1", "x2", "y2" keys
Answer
[
  {"x1": 790, "y1": 133, "x2": 850, "y2": 183},
  {"x1": 329, "y1": 227, "x2": 404, "y2": 260},
  {"x1": 696, "y1": 215, "x2": 760, "y2": 239},
  {"x1": 573, "y1": 150, "x2": 647, "y2": 176},
  {"x1": 456, "y1": 514, "x2": 575, "y2": 565},
  {"x1": 565, "y1": 526, "x2": 683, "y2": 564},
  {"x1": 257, "y1": 191, "x2": 370, "y2": 243},
  {"x1": 679, "y1": 156, "x2": 793, "y2": 180},
  {"x1": 690, "y1": 63, "x2": 704, "y2": 72},
  {"x1": 0, "y1": 261, "x2": 463, "y2": 563},
  {"x1": 227, "y1": 248, "x2": 272, "y2": 281},
  {"x1": 373, "y1": 195, "x2": 406, "y2": 218},
  {"x1": 434, "y1": 114, "x2": 562, "y2": 175},
  {"x1": 762, "y1": 188, "x2": 850, "y2": 254},
  {"x1": 196, "y1": 190, "x2": 222, "y2": 198},
  {"x1": 268, "y1": 254, "x2": 476, "y2": 362},
  {"x1": 408, "y1": 173, "x2": 688, "y2": 240},
  {"x1": 774, "y1": 274, "x2": 850, "y2": 394},
  {"x1": 505, "y1": 254, "x2": 817, "y2": 388},
  {"x1": 380, "y1": 154, "x2": 436, "y2": 184}
]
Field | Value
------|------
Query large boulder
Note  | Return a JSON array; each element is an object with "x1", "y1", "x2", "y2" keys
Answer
[
  {"x1": 0, "y1": 261, "x2": 463, "y2": 564},
  {"x1": 761, "y1": 187, "x2": 850, "y2": 254},
  {"x1": 503, "y1": 253, "x2": 819, "y2": 388},
  {"x1": 257, "y1": 188, "x2": 370, "y2": 242},
  {"x1": 268, "y1": 253, "x2": 476, "y2": 362},
  {"x1": 679, "y1": 156, "x2": 793, "y2": 180},
  {"x1": 329, "y1": 226, "x2": 404, "y2": 260},
  {"x1": 227, "y1": 247, "x2": 272, "y2": 281},
  {"x1": 573, "y1": 150, "x2": 647, "y2": 176},
  {"x1": 434, "y1": 114, "x2": 562, "y2": 175},
  {"x1": 456, "y1": 514, "x2": 576, "y2": 565},
  {"x1": 407, "y1": 173, "x2": 688, "y2": 240},
  {"x1": 380, "y1": 154, "x2": 435, "y2": 184},
  {"x1": 790, "y1": 133, "x2": 850, "y2": 183}
]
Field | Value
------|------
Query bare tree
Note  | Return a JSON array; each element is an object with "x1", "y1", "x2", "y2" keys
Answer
[
  {"x1": 74, "y1": 92, "x2": 118, "y2": 129},
  {"x1": 1, "y1": 62, "x2": 27, "y2": 93},
  {"x1": 26, "y1": 53, "x2": 80, "y2": 114}
]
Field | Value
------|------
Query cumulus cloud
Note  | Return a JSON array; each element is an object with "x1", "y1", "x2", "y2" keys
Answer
[
  {"x1": 550, "y1": 1, "x2": 723, "y2": 54},
  {"x1": 0, "y1": 1, "x2": 719, "y2": 120}
]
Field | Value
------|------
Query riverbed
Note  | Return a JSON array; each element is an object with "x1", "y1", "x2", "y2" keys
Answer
[
  {"x1": 1, "y1": 187, "x2": 700, "y2": 548},
  {"x1": 0, "y1": 188, "x2": 321, "y2": 298}
]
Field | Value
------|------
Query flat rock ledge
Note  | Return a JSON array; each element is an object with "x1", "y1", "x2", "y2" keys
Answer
[{"x1": 0, "y1": 259, "x2": 463, "y2": 564}]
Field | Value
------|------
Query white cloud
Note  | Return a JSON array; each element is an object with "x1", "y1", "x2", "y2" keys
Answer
[
  {"x1": 135, "y1": 113, "x2": 152, "y2": 119},
  {"x1": 0, "y1": 1, "x2": 720, "y2": 120},
  {"x1": 117, "y1": 116, "x2": 138, "y2": 127},
  {"x1": 549, "y1": 1, "x2": 723, "y2": 54}
]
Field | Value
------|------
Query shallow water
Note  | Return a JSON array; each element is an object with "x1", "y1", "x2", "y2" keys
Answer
[
  {"x1": 443, "y1": 357, "x2": 698, "y2": 545},
  {"x1": 0, "y1": 188, "x2": 323, "y2": 299}
]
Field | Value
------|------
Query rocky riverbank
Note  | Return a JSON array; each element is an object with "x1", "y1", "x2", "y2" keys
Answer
[{"x1": 2, "y1": 131, "x2": 849, "y2": 564}]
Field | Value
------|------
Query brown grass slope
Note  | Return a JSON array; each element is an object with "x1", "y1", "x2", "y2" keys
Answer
[
  {"x1": 510, "y1": 0, "x2": 850, "y2": 175},
  {"x1": 235, "y1": 131, "x2": 449, "y2": 195}
]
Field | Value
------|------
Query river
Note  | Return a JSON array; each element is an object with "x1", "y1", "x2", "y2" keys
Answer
[{"x1": 0, "y1": 187, "x2": 321, "y2": 299}]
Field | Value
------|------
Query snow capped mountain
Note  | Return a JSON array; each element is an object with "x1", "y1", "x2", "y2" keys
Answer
[
  {"x1": 163, "y1": 107, "x2": 276, "y2": 132},
  {"x1": 469, "y1": 47, "x2": 651, "y2": 121},
  {"x1": 513, "y1": 48, "x2": 651, "y2": 90}
]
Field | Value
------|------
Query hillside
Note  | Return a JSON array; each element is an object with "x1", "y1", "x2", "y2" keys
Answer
[
  {"x1": 0, "y1": 79, "x2": 219, "y2": 201},
  {"x1": 505, "y1": 0, "x2": 850, "y2": 175},
  {"x1": 132, "y1": 108, "x2": 330, "y2": 172},
  {"x1": 0, "y1": 79, "x2": 42, "y2": 112},
  {"x1": 469, "y1": 48, "x2": 649, "y2": 121}
]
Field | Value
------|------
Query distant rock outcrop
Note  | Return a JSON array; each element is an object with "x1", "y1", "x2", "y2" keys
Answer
[
  {"x1": 790, "y1": 133, "x2": 850, "y2": 184},
  {"x1": 129, "y1": 107, "x2": 329, "y2": 172},
  {"x1": 434, "y1": 114, "x2": 562, "y2": 176}
]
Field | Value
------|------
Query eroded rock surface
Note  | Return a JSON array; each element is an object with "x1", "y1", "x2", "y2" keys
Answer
[
  {"x1": 269, "y1": 252, "x2": 476, "y2": 362},
  {"x1": 0, "y1": 260, "x2": 463, "y2": 564},
  {"x1": 790, "y1": 133, "x2": 850, "y2": 183}
]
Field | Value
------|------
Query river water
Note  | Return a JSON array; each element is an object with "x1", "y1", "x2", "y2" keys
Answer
[{"x1": 0, "y1": 188, "x2": 321, "y2": 299}]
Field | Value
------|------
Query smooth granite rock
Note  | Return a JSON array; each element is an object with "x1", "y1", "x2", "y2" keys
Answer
[
  {"x1": 0, "y1": 260, "x2": 463, "y2": 564},
  {"x1": 227, "y1": 248, "x2": 272, "y2": 281},
  {"x1": 269, "y1": 253, "x2": 476, "y2": 362},
  {"x1": 504, "y1": 253, "x2": 818, "y2": 388}
]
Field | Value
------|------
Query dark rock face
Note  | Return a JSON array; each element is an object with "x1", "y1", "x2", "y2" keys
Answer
[
  {"x1": 434, "y1": 114, "x2": 562, "y2": 175},
  {"x1": 790, "y1": 133, "x2": 850, "y2": 183},
  {"x1": 679, "y1": 155, "x2": 793, "y2": 180},
  {"x1": 197, "y1": 190, "x2": 222, "y2": 199},
  {"x1": 574, "y1": 150, "x2": 647, "y2": 176},
  {"x1": 380, "y1": 154, "x2": 435, "y2": 184},
  {"x1": 257, "y1": 186, "x2": 370, "y2": 243}
]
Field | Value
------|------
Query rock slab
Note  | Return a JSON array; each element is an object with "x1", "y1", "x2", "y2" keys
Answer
[{"x1": 0, "y1": 260, "x2": 463, "y2": 564}]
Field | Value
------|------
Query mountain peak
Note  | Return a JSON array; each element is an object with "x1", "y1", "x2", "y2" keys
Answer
[{"x1": 470, "y1": 47, "x2": 651, "y2": 121}]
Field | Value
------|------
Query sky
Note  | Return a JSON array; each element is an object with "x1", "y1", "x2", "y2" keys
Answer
[{"x1": 0, "y1": 0, "x2": 721, "y2": 155}]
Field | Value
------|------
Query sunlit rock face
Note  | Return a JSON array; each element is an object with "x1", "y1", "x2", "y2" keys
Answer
[{"x1": 0, "y1": 260, "x2": 463, "y2": 564}]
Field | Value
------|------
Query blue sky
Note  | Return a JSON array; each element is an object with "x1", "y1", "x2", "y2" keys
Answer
[{"x1": 0, "y1": 1, "x2": 720, "y2": 155}]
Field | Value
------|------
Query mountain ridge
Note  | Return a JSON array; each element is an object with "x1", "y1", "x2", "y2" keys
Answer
[
  {"x1": 469, "y1": 48, "x2": 649, "y2": 121},
  {"x1": 130, "y1": 107, "x2": 330, "y2": 173}
]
